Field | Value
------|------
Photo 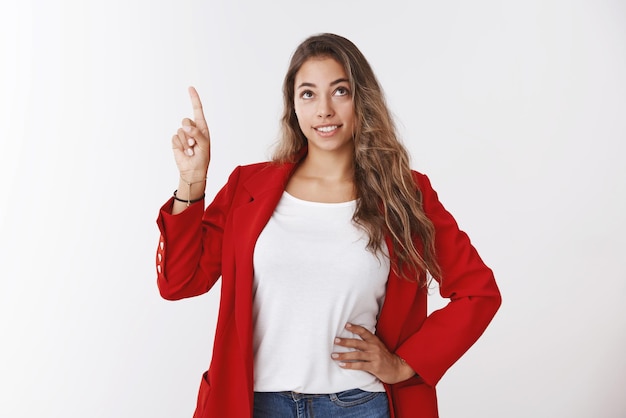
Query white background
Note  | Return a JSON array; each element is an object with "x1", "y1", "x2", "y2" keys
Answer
[{"x1": 1, "y1": 1, "x2": 625, "y2": 417}]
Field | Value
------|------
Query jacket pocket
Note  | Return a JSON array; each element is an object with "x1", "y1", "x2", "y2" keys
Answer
[{"x1": 193, "y1": 371, "x2": 211, "y2": 418}]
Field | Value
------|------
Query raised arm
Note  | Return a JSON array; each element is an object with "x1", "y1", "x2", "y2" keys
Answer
[{"x1": 171, "y1": 86, "x2": 211, "y2": 214}]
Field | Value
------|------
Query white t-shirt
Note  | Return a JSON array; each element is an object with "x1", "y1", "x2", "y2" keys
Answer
[{"x1": 252, "y1": 191, "x2": 390, "y2": 393}]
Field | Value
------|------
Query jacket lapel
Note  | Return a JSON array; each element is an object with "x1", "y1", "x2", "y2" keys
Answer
[{"x1": 229, "y1": 162, "x2": 298, "y2": 372}]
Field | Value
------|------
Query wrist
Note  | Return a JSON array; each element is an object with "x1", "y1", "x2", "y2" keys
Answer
[
  {"x1": 396, "y1": 355, "x2": 417, "y2": 382},
  {"x1": 177, "y1": 176, "x2": 206, "y2": 197},
  {"x1": 173, "y1": 176, "x2": 207, "y2": 211},
  {"x1": 179, "y1": 170, "x2": 208, "y2": 185}
]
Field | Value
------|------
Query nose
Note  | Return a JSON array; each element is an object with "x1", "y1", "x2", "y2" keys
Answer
[{"x1": 316, "y1": 96, "x2": 334, "y2": 118}]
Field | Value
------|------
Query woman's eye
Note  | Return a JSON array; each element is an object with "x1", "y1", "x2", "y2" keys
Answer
[
  {"x1": 301, "y1": 90, "x2": 314, "y2": 99},
  {"x1": 335, "y1": 87, "x2": 350, "y2": 96}
]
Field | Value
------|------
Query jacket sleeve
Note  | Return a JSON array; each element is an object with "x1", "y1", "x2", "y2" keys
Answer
[
  {"x1": 395, "y1": 172, "x2": 502, "y2": 386},
  {"x1": 155, "y1": 166, "x2": 242, "y2": 300}
]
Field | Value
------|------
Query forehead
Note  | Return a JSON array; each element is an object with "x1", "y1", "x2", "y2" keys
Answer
[{"x1": 294, "y1": 57, "x2": 348, "y2": 85}]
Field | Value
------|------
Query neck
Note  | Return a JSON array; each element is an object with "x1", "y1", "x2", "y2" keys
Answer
[{"x1": 297, "y1": 147, "x2": 354, "y2": 181}]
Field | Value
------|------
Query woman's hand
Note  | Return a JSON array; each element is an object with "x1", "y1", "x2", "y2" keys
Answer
[
  {"x1": 172, "y1": 86, "x2": 211, "y2": 183},
  {"x1": 332, "y1": 323, "x2": 416, "y2": 385}
]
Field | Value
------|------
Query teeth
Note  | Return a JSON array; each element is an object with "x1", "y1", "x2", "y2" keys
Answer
[{"x1": 316, "y1": 125, "x2": 338, "y2": 133}]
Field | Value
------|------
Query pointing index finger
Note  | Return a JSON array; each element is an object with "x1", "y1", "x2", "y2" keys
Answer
[{"x1": 188, "y1": 86, "x2": 208, "y2": 134}]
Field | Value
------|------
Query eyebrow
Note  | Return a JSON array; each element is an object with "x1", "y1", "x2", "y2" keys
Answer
[{"x1": 296, "y1": 78, "x2": 350, "y2": 89}]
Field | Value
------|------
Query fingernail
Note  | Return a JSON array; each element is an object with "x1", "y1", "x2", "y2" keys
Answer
[
  {"x1": 186, "y1": 148, "x2": 194, "y2": 156},
  {"x1": 331, "y1": 353, "x2": 339, "y2": 359},
  {"x1": 187, "y1": 138, "x2": 195, "y2": 146},
  {"x1": 334, "y1": 338, "x2": 341, "y2": 344},
  {"x1": 182, "y1": 125, "x2": 191, "y2": 132},
  {"x1": 345, "y1": 323, "x2": 352, "y2": 328},
  {"x1": 338, "y1": 362, "x2": 346, "y2": 367}
]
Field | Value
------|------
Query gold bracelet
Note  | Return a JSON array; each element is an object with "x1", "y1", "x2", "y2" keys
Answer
[{"x1": 179, "y1": 176, "x2": 207, "y2": 207}]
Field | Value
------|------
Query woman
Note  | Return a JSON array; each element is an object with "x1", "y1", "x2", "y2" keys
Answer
[{"x1": 157, "y1": 33, "x2": 501, "y2": 418}]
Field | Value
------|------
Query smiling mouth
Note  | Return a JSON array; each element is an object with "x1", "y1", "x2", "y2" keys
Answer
[{"x1": 315, "y1": 125, "x2": 340, "y2": 133}]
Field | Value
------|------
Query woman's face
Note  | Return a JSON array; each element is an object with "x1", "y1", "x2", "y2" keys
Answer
[{"x1": 293, "y1": 57, "x2": 355, "y2": 155}]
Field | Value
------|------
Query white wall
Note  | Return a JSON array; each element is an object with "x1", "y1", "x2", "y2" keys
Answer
[{"x1": 1, "y1": 0, "x2": 625, "y2": 417}]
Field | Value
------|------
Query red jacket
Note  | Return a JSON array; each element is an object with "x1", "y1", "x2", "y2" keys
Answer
[{"x1": 156, "y1": 161, "x2": 501, "y2": 418}]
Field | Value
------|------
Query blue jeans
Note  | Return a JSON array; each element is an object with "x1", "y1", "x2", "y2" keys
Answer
[{"x1": 253, "y1": 389, "x2": 390, "y2": 418}]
